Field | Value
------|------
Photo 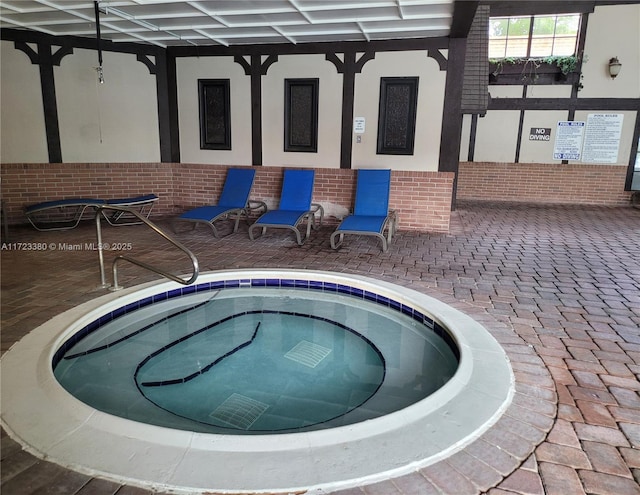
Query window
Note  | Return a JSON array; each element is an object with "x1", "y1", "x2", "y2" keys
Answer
[
  {"x1": 198, "y1": 79, "x2": 231, "y2": 150},
  {"x1": 489, "y1": 14, "x2": 580, "y2": 59},
  {"x1": 284, "y1": 78, "x2": 319, "y2": 153},
  {"x1": 377, "y1": 77, "x2": 419, "y2": 155}
]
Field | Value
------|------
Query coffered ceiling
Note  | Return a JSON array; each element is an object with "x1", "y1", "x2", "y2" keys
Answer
[{"x1": 0, "y1": 0, "x2": 458, "y2": 47}]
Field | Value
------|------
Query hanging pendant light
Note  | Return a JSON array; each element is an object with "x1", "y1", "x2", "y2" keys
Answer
[{"x1": 94, "y1": 1, "x2": 104, "y2": 83}]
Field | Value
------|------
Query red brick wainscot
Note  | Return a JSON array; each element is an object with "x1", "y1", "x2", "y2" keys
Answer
[
  {"x1": 2, "y1": 163, "x2": 454, "y2": 233},
  {"x1": 457, "y1": 161, "x2": 632, "y2": 206}
]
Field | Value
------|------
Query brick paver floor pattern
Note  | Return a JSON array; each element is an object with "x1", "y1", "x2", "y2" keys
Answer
[{"x1": 1, "y1": 203, "x2": 638, "y2": 495}]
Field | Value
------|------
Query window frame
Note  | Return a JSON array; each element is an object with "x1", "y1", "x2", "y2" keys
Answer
[
  {"x1": 489, "y1": 14, "x2": 581, "y2": 60},
  {"x1": 198, "y1": 79, "x2": 232, "y2": 151},
  {"x1": 284, "y1": 78, "x2": 319, "y2": 153},
  {"x1": 488, "y1": 13, "x2": 585, "y2": 86},
  {"x1": 376, "y1": 77, "x2": 419, "y2": 156}
]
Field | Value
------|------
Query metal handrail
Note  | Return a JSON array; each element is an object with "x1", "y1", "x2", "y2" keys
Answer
[{"x1": 95, "y1": 205, "x2": 199, "y2": 290}]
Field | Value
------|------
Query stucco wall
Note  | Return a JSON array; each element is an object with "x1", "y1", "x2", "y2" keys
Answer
[
  {"x1": 174, "y1": 50, "x2": 447, "y2": 170},
  {"x1": 464, "y1": 4, "x2": 639, "y2": 168},
  {"x1": 176, "y1": 56, "x2": 253, "y2": 165},
  {"x1": 55, "y1": 49, "x2": 161, "y2": 162},
  {"x1": 351, "y1": 51, "x2": 445, "y2": 171},
  {"x1": 0, "y1": 42, "x2": 49, "y2": 163}
]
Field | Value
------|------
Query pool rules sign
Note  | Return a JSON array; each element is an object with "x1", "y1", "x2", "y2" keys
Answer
[
  {"x1": 553, "y1": 121, "x2": 585, "y2": 160},
  {"x1": 552, "y1": 114, "x2": 624, "y2": 162},
  {"x1": 582, "y1": 114, "x2": 624, "y2": 163}
]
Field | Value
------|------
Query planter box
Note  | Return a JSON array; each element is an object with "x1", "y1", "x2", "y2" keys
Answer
[{"x1": 489, "y1": 61, "x2": 578, "y2": 85}]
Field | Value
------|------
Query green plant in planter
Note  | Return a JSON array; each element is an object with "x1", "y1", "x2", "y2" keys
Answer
[
  {"x1": 489, "y1": 57, "x2": 517, "y2": 76},
  {"x1": 542, "y1": 55, "x2": 580, "y2": 75},
  {"x1": 489, "y1": 57, "x2": 542, "y2": 81},
  {"x1": 490, "y1": 54, "x2": 582, "y2": 82}
]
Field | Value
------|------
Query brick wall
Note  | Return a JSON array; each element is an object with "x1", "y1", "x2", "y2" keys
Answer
[
  {"x1": 457, "y1": 162, "x2": 633, "y2": 206},
  {"x1": 1, "y1": 163, "x2": 176, "y2": 221},
  {"x1": 1, "y1": 163, "x2": 454, "y2": 233},
  {"x1": 174, "y1": 165, "x2": 454, "y2": 233}
]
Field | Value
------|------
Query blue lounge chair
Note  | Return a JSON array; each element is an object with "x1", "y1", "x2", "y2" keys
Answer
[
  {"x1": 25, "y1": 194, "x2": 158, "y2": 231},
  {"x1": 330, "y1": 169, "x2": 397, "y2": 252},
  {"x1": 248, "y1": 169, "x2": 323, "y2": 245},
  {"x1": 174, "y1": 168, "x2": 265, "y2": 238}
]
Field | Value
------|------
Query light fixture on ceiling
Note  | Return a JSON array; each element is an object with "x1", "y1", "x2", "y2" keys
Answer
[
  {"x1": 96, "y1": 66, "x2": 104, "y2": 84},
  {"x1": 94, "y1": 1, "x2": 104, "y2": 83},
  {"x1": 608, "y1": 57, "x2": 622, "y2": 79}
]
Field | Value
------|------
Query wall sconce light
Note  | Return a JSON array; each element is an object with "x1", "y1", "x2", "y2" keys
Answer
[{"x1": 608, "y1": 57, "x2": 622, "y2": 79}]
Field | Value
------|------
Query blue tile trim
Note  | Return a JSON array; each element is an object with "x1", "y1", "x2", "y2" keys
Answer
[
  {"x1": 336, "y1": 284, "x2": 351, "y2": 295},
  {"x1": 181, "y1": 284, "x2": 197, "y2": 295},
  {"x1": 167, "y1": 288, "x2": 182, "y2": 298},
  {"x1": 52, "y1": 277, "x2": 459, "y2": 368},
  {"x1": 323, "y1": 282, "x2": 337, "y2": 291}
]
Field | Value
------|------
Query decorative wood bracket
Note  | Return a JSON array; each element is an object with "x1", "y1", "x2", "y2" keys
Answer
[
  {"x1": 427, "y1": 49, "x2": 447, "y2": 71},
  {"x1": 325, "y1": 51, "x2": 374, "y2": 74},
  {"x1": 14, "y1": 42, "x2": 73, "y2": 66},
  {"x1": 13, "y1": 41, "x2": 73, "y2": 163},
  {"x1": 136, "y1": 54, "x2": 158, "y2": 75},
  {"x1": 324, "y1": 50, "x2": 375, "y2": 169},
  {"x1": 233, "y1": 54, "x2": 279, "y2": 165},
  {"x1": 233, "y1": 54, "x2": 278, "y2": 76}
]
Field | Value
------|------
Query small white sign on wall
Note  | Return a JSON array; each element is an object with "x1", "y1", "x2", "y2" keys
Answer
[
  {"x1": 353, "y1": 117, "x2": 366, "y2": 134},
  {"x1": 553, "y1": 121, "x2": 585, "y2": 160}
]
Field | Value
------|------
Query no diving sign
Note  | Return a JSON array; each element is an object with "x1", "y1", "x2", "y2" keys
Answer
[{"x1": 529, "y1": 128, "x2": 551, "y2": 141}]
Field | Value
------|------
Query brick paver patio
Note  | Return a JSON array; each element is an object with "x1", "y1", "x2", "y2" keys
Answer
[{"x1": 1, "y1": 202, "x2": 639, "y2": 494}]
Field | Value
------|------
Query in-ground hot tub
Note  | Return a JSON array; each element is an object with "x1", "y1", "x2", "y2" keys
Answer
[{"x1": 1, "y1": 269, "x2": 514, "y2": 494}]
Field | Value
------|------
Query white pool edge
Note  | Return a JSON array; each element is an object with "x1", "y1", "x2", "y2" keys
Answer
[{"x1": 1, "y1": 269, "x2": 515, "y2": 494}]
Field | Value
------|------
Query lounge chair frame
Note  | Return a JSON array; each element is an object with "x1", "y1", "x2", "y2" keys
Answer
[
  {"x1": 330, "y1": 169, "x2": 397, "y2": 252},
  {"x1": 25, "y1": 194, "x2": 158, "y2": 231},
  {"x1": 175, "y1": 200, "x2": 267, "y2": 238},
  {"x1": 249, "y1": 203, "x2": 324, "y2": 245},
  {"x1": 248, "y1": 170, "x2": 323, "y2": 245},
  {"x1": 330, "y1": 210, "x2": 397, "y2": 252},
  {"x1": 102, "y1": 195, "x2": 159, "y2": 226},
  {"x1": 173, "y1": 168, "x2": 265, "y2": 238}
]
